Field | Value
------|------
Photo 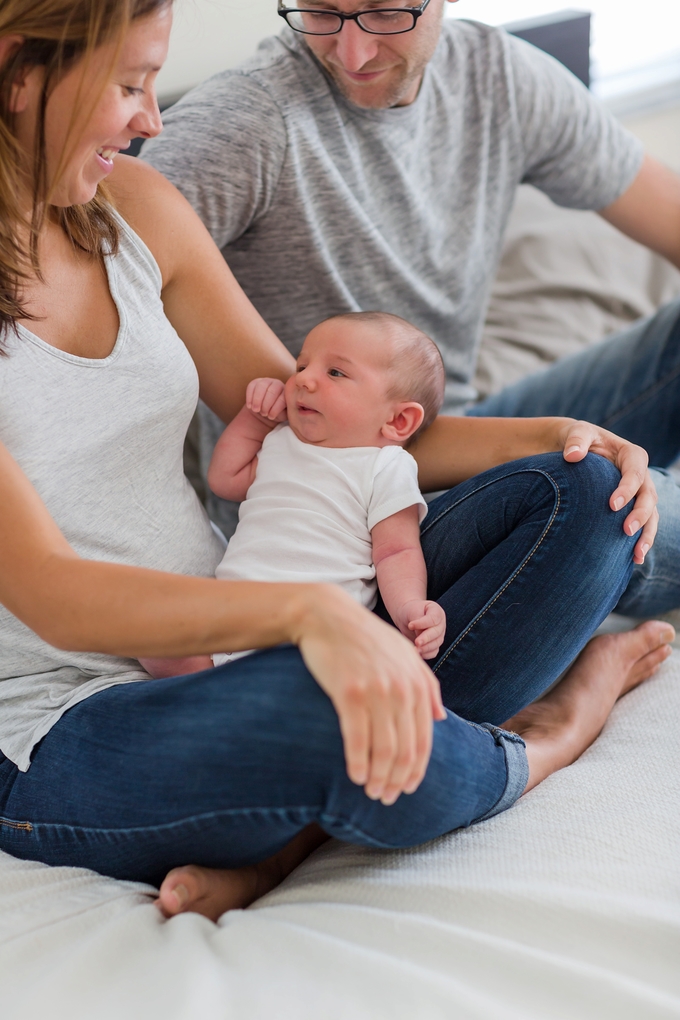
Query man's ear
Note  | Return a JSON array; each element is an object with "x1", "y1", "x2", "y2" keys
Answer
[
  {"x1": 381, "y1": 402, "x2": 425, "y2": 443},
  {"x1": 0, "y1": 36, "x2": 31, "y2": 114}
]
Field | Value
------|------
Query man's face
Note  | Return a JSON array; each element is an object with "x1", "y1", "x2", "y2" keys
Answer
[{"x1": 298, "y1": 0, "x2": 449, "y2": 109}]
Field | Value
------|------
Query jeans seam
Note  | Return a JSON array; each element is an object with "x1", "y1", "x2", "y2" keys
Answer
[
  {"x1": 0, "y1": 806, "x2": 319, "y2": 839},
  {"x1": 432, "y1": 470, "x2": 561, "y2": 674},
  {"x1": 602, "y1": 361, "x2": 680, "y2": 432},
  {"x1": 0, "y1": 817, "x2": 32, "y2": 832}
]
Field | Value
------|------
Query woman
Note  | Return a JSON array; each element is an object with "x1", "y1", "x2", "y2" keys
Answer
[{"x1": 0, "y1": 0, "x2": 673, "y2": 923}]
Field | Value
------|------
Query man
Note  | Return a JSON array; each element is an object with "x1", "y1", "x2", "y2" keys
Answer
[{"x1": 142, "y1": 0, "x2": 680, "y2": 614}]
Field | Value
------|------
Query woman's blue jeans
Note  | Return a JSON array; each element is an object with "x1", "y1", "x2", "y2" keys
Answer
[{"x1": 0, "y1": 453, "x2": 645, "y2": 887}]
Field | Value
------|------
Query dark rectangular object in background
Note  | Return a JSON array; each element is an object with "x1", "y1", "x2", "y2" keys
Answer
[{"x1": 505, "y1": 8, "x2": 591, "y2": 88}]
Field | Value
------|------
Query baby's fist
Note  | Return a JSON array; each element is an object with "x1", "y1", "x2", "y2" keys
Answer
[
  {"x1": 246, "y1": 377, "x2": 288, "y2": 424},
  {"x1": 407, "y1": 600, "x2": 446, "y2": 660}
]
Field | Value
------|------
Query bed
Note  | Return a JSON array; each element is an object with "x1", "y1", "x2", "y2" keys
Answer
[{"x1": 3, "y1": 191, "x2": 680, "y2": 1020}]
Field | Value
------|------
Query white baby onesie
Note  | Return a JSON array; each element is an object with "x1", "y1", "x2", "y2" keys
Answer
[{"x1": 213, "y1": 424, "x2": 427, "y2": 664}]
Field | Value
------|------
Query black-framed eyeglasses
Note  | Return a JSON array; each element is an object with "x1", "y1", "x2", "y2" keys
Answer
[{"x1": 278, "y1": 0, "x2": 431, "y2": 36}]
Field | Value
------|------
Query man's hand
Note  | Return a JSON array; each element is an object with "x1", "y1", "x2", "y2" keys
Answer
[
  {"x1": 559, "y1": 420, "x2": 658, "y2": 564},
  {"x1": 401, "y1": 600, "x2": 446, "y2": 660},
  {"x1": 246, "y1": 377, "x2": 288, "y2": 426}
]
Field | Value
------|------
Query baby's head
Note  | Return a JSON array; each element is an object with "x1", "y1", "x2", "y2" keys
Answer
[{"x1": 285, "y1": 311, "x2": 445, "y2": 448}]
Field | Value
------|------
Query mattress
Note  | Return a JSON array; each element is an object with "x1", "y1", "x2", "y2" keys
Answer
[{"x1": 1, "y1": 647, "x2": 678, "y2": 1020}]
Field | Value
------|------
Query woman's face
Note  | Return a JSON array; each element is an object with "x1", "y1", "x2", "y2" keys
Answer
[{"x1": 14, "y1": 6, "x2": 171, "y2": 208}]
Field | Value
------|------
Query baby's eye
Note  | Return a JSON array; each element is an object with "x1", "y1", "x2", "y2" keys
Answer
[
  {"x1": 122, "y1": 85, "x2": 145, "y2": 96},
  {"x1": 296, "y1": 363, "x2": 307, "y2": 373},
  {"x1": 328, "y1": 368, "x2": 345, "y2": 378}
]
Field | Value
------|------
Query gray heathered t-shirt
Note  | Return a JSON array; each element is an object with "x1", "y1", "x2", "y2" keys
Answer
[
  {"x1": 0, "y1": 215, "x2": 224, "y2": 771},
  {"x1": 142, "y1": 20, "x2": 643, "y2": 415}
]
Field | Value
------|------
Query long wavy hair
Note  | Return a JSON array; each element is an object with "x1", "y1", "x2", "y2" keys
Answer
[{"x1": 0, "y1": 0, "x2": 169, "y2": 342}]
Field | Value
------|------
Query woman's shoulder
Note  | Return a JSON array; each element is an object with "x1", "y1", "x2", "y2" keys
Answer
[{"x1": 106, "y1": 156, "x2": 202, "y2": 288}]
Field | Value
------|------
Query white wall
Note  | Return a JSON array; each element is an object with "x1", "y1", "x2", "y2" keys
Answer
[
  {"x1": 156, "y1": 0, "x2": 281, "y2": 101},
  {"x1": 447, "y1": 1, "x2": 680, "y2": 100}
]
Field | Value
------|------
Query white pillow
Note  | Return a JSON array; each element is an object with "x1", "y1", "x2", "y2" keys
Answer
[{"x1": 475, "y1": 184, "x2": 680, "y2": 399}]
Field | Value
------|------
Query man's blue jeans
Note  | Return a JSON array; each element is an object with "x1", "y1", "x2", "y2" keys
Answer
[
  {"x1": 0, "y1": 453, "x2": 647, "y2": 887},
  {"x1": 470, "y1": 298, "x2": 680, "y2": 617}
]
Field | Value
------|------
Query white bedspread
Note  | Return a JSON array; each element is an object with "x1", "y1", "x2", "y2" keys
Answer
[{"x1": 1, "y1": 652, "x2": 678, "y2": 1020}]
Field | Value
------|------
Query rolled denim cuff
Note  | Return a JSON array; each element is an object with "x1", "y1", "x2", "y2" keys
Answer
[{"x1": 472, "y1": 723, "x2": 529, "y2": 822}]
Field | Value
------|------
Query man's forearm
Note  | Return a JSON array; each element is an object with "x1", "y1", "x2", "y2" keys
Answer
[
  {"x1": 410, "y1": 415, "x2": 573, "y2": 492},
  {"x1": 598, "y1": 155, "x2": 680, "y2": 270}
]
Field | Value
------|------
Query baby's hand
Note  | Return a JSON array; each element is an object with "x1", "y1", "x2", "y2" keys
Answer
[
  {"x1": 404, "y1": 601, "x2": 446, "y2": 660},
  {"x1": 246, "y1": 378, "x2": 288, "y2": 425}
]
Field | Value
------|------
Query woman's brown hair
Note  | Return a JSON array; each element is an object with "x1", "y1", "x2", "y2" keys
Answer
[{"x1": 0, "y1": 0, "x2": 169, "y2": 341}]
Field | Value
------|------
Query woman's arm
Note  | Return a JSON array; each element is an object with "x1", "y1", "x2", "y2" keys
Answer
[
  {"x1": 107, "y1": 157, "x2": 296, "y2": 424},
  {"x1": 410, "y1": 415, "x2": 658, "y2": 563},
  {"x1": 0, "y1": 441, "x2": 443, "y2": 805}
]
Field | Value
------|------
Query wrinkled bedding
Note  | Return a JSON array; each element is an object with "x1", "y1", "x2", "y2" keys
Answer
[{"x1": 2, "y1": 185, "x2": 680, "y2": 1019}]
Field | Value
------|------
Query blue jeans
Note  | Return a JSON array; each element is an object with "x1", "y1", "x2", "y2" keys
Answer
[
  {"x1": 470, "y1": 298, "x2": 680, "y2": 616},
  {"x1": 0, "y1": 454, "x2": 642, "y2": 886}
]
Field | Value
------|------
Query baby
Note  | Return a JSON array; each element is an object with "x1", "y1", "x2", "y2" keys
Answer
[{"x1": 140, "y1": 311, "x2": 446, "y2": 678}]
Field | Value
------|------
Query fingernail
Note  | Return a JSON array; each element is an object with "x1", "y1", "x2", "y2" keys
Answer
[
  {"x1": 171, "y1": 884, "x2": 188, "y2": 909},
  {"x1": 365, "y1": 787, "x2": 382, "y2": 800},
  {"x1": 641, "y1": 543, "x2": 650, "y2": 557},
  {"x1": 628, "y1": 520, "x2": 641, "y2": 535},
  {"x1": 613, "y1": 496, "x2": 624, "y2": 511},
  {"x1": 565, "y1": 446, "x2": 580, "y2": 456},
  {"x1": 381, "y1": 792, "x2": 399, "y2": 806}
]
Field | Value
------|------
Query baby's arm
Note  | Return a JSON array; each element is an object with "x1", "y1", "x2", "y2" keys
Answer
[
  {"x1": 372, "y1": 506, "x2": 446, "y2": 661},
  {"x1": 208, "y1": 378, "x2": 288, "y2": 502}
]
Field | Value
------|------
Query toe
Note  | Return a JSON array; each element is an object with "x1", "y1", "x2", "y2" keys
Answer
[{"x1": 158, "y1": 867, "x2": 201, "y2": 916}]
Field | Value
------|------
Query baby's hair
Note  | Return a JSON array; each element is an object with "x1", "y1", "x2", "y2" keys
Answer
[{"x1": 325, "y1": 311, "x2": 445, "y2": 441}]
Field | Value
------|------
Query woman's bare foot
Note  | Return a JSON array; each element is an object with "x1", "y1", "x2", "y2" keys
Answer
[
  {"x1": 155, "y1": 823, "x2": 329, "y2": 922},
  {"x1": 504, "y1": 620, "x2": 674, "y2": 793}
]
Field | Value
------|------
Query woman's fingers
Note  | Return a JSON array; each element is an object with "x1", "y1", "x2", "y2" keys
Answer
[
  {"x1": 337, "y1": 690, "x2": 370, "y2": 787},
  {"x1": 378, "y1": 680, "x2": 418, "y2": 805},
  {"x1": 364, "y1": 680, "x2": 399, "y2": 800},
  {"x1": 298, "y1": 591, "x2": 441, "y2": 803},
  {"x1": 403, "y1": 684, "x2": 434, "y2": 794}
]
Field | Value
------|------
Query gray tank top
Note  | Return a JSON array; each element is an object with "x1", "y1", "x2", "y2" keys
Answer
[{"x1": 0, "y1": 214, "x2": 224, "y2": 770}]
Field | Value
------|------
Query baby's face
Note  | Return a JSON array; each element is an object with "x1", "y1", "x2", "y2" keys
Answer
[{"x1": 285, "y1": 320, "x2": 399, "y2": 447}]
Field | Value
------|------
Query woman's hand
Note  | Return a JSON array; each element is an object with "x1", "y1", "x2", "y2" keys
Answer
[
  {"x1": 294, "y1": 586, "x2": 447, "y2": 806},
  {"x1": 558, "y1": 420, "x2": 658, "y2": 564}
]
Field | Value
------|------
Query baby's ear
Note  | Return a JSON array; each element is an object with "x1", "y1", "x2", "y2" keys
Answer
[{"x1": 382, "y1": 402, "x2": 425, "y2": 443}]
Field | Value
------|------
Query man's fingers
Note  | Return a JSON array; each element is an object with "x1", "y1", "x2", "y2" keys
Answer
[
  {"x1": 633, "y1": 506, "x2": 658, "y2": 564},
  {"x1": 562, "y1": 423, "x2": 597, "y2": 461}
]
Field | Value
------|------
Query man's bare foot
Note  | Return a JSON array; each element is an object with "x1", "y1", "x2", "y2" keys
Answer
[
  {"x1": 504, "y1": 620, "x2": 674, "y2": 793},
  {"x1": 155, "y1": 823, "x2": 329, "y2": 922}
]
